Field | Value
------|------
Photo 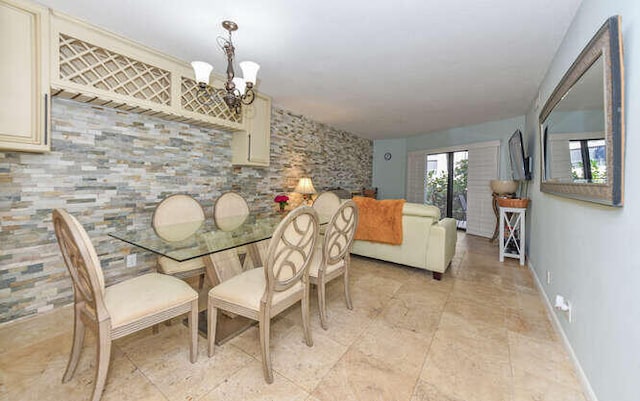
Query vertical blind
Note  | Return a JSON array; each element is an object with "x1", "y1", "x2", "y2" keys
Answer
[
  {"x1": 406, "y1": 152, "x2": 427, "y2": 203},
  {"x1": 406, "y1": 141, "x2": 499, "y2": 237}
]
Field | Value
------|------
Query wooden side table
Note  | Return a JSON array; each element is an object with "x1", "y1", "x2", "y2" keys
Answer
[
  {"x1": 490, "y1": 192, "x2": 516, "y2": 242},
  {"x1": 499, "y1": 206, "x2": 526, "y2": 265}
]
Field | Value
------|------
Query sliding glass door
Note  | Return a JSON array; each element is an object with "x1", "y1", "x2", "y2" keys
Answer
[{"x1": 425, "y1": 151, "x2": 468, "y2": 229}]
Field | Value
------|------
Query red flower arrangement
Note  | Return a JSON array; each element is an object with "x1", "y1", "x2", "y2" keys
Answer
[{"x1": 274, "y1": 194, "x2": 289, "y2": 211}]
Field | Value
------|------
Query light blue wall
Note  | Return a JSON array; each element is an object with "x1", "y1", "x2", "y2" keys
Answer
[
  {"x1": 525, "y1": 2, "x2": 640, "y2": 401},
  {"x1": 546, "y1": 109, "x2": 605, "y2": 133},
  {"x1": 373, "y1": 116, "x2": 526, "y2": 199},
  {"x1": 372, "y1": 139, "x2": 407, "y2": 199}
]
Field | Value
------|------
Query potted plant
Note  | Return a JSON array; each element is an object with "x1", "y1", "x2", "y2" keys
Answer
[{"x1": 274, "y1": 194, "x2": 289, "y2": 212}]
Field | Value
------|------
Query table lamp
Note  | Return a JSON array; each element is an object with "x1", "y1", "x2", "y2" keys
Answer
[{"x1": 295, "y1": 177, "x2": 316, "y2": 205}]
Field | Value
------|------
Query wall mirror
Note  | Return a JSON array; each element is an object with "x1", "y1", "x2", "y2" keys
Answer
[{"x1": 539, "y1": 16, "x2": 624, "y2": 206}]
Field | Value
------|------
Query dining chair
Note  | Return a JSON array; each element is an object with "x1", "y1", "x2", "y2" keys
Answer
[
  {"x1": 213, "y1": 191, "x2": 250, "y2": 231},
  {"x1": 52, "y1": 209, "x2": 198, "y2": 401},
  {"x1": 207, "y1": 206, "x2": 320, "y2": 383},
  {"x1": 243, "y1": 238, "x2": 270, "y2": 270},
  {"x1": 152, "y1": 194, "x2": 207, "y2": 283},
  {"x1": 362, "y1": 187, "x2": 378, "y2": 199},
  {"x1": 308, "y1": 200, "x2": 359, "y2": 329},
  {"x1": 312, "y1": 191, "x2": 341, "y2": 218}
]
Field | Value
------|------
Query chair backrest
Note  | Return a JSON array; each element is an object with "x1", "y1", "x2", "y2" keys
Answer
[
  {"x1": 52, "y1": 209, "x2": 108, "y2": 322},
  {"x1": 263, "y1": 207, "x2": 319, "y2": 298},
  {"x1": 323, "y1": 200, "x2": 359, "y2": 266},
  {"x1": 362, "y1": 187, "x2": 378, "y2": 199},
  {"x1": 458, "y1": 194, "x2": 467, "y2": 211},
  {"x1": 214, "y1": 192, "x2": 250, "y2": 231},
  {"x1": 312, "y1": 191, "x2": 341, "y2": 218},
  {"x1": 152, "y1": 194, "x2": 205, "y2": 241}
]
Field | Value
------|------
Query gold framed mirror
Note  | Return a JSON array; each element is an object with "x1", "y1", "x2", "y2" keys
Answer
[{"x1": 539, "y1": 16, "x2": 624, "y2": 206}]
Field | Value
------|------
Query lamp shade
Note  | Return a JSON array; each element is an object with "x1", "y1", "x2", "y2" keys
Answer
[
  {"x1": 232, "y1": 77, "x2": 246, "y2": 96},
  {"x1": 294, "y1": 177, "x2": 316, "y2": 195},
  {"x1": 191, "y1": 61, "x2": 213, "y2": 84},
  {"x1": 239, "y1": 61, "x2": 260, "y2": 84}
]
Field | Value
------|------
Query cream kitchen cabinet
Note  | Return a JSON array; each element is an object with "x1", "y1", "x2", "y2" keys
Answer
[
  {"x1": 0, "y1": 0, "x2": 50, "y2": 152},
  {"x1": 231, "y1": 94, "x2": 272, "y2": 166}
]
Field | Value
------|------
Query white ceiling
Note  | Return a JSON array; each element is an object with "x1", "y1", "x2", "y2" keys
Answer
[{"x1": 38, "y1": 0, "x2": 582, "y2": 140}]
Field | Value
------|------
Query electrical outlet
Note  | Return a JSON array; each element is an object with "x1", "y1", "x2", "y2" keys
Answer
[
  {"x1": 546, "y1": 270, "x2": 551, "y2": 285},
  {"x1": 126, "y1": 253, "x2": 137, "y2": 267},
  {"x1": 555, "y1": 295, "x2": 572, "y2": 323}
]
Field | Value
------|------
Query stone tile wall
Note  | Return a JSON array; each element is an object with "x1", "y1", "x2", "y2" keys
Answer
[{"x1": 0, "y1": 98, "x2": 372, "y2": 323}]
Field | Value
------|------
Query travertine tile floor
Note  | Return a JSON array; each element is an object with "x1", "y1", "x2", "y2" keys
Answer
[{"x1": 0, "y1": 233, "x2": 588, "y2": 401}]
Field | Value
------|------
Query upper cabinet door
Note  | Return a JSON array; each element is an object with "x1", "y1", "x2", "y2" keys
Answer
[
  {"x1": 246, "y1": 94, "x2": 271, "y2": 165},
  {"x1": 231, "y1": 94, "x2": 272, "y2": 166},
  {"x1": 0, "y1": 0, "x2": 50, "y2": 152}
]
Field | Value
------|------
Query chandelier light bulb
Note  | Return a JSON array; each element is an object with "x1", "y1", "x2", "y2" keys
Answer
[
  {"x1": 239, "y1": 61, "x2": 260, "y2": 85},
  {"x1": 191, "y1": 61, "x2": 213, "y2": 85}
]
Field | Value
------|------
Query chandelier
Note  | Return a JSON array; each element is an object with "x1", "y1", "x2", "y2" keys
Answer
[{"x1": 191, "y1": 20, "x2": 260, "y2": 114}]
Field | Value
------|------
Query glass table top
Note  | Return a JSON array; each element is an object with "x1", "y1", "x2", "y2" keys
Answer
[
  {"x1": 109, "y1": 213, "x2": 286, "y2": 262},
  {"x1": 109, "y1": 211, "x2": 329, "y2": 263}
]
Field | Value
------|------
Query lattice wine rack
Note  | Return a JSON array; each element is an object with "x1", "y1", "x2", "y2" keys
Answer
[
  {"x1": 58, "y1": 34, "x2": 171, "y2": 105},
  {"x1": 181, "y1": 78, "x2": 241, "y2": 123},
  {"x1": 55, "y1": 34, "x2": 242, "y2": 127}
]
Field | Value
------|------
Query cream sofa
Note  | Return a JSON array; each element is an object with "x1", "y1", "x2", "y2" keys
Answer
[{"x1": 350, "y1": 203, "x2": 457, "y2": 280}]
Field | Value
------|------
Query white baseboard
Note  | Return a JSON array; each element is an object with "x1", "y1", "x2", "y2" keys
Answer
[{"x1": 527, "y1": 261, "x2": 599, "y2": 401}]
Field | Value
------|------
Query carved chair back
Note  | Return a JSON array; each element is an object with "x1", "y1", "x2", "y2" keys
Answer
[
  {"x1": 52, "y1": 209, "x2": 109, "y2": 324},
  {"x1": 262, "y1": 206, "x2": 319, "y2": 302}
]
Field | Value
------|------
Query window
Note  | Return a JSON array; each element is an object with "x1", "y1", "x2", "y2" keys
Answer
[
  {"x1": 407, "y1": 141, "x2": 499, "y2": 237},
  {"x1": 569, "y1": 139, "x2": 606, "y2": 183}
]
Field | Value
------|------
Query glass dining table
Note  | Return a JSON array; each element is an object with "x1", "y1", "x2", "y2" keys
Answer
[
  {"x1": 109, "y1": 210, "x2": 326, "y2": 343},
  {"x1": 109, "y1": 213, "x2": 286, "y2": 265}
]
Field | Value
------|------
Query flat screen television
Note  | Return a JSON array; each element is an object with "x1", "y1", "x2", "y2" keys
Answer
[{"x1": 509, "y1": 129, "x2": 531, "y2": 180}]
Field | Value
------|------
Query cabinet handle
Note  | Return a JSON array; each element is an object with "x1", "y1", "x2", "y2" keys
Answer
[
  {"x1": 44, "y1": 93, "x2": 48, "y2": 145},
  {"x1": 247, "y1": 133, "x2": 252, "y2": 161}
]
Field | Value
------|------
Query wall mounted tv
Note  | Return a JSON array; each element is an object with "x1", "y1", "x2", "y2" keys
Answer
[{"x1": 509, "y1": 129, "x2": 531, "y2": 180}]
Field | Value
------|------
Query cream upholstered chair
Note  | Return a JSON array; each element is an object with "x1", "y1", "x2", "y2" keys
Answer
[
  {"x1": 312, "y1": 191, "x2": 341, "y2": 218},
  {"x1": 207, "y1": 206, "x2": 320, "y2": 383},
  {"x1": 214, "y1": 191, "x2": 250, "y2": 231},
  {"x1": 213, "y1": 191, "x2": 252, "y2": 273},
  {"x1": 152, "y1": 194, "x2": 206, "y2": 280},
  {"x1": 308, "y1": 200, "x2": 359, "y2": 329},
  {"x1": 53, "y1": 209, "x2": 198, "y2": 401}
]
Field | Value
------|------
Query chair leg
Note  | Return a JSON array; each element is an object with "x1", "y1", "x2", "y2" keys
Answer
[
  {"x1": 62, "y1": 306, "x2": 86, "y2": 383},
  {"x1": 91, "y1": 321, "x2": 112, "y2": 401},
  {"x1": 317, "y1": 280, "x2": 328, "y2": 330},
  {"x1": 259, "y1": 316, "x2": 273, "y2": 384},
  {"x1": 188, "y1": 299, "x2": 198, "y2": 363},
  {"x1": 207, "y1": 304, "x2": 218, "y2": 358},
  {"x1": 302, "y1": 284, "x2": 313, "y2": 346},
  {"x1": 343, "y1": 265, "x2": 353, "y2": 310},
  {"x1": 152, "y1": 324, "x2": 160, "y2": 334}
]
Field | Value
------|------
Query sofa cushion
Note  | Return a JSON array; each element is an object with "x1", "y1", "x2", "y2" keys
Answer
[{"x1": 403, "y1": 203, "x2": 441, "y2": 219}]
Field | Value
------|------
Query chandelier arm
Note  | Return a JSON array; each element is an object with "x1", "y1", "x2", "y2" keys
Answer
[
  {"x1": 195, "y1": 85, "x2": 224, "y2": 106},
  {"x1": 241, "y1": 88, "x2": 256, "y2": 105}
]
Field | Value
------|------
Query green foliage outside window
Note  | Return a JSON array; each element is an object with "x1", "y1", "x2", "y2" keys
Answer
[
  {"x1": 571, "y1": 160, "x2": 606, "y2": 183},
  {"x1": 425, "y1": 158, "x2": 468, "y2": 221}
]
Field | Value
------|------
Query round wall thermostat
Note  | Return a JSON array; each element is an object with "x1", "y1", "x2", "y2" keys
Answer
[{"x1": 384, "y1": 152, "x2": 392, "y2": 160}]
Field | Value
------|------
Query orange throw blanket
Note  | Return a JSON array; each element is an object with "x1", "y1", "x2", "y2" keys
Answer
[{"x1": 353, "y1": 197, "x2": 405, "y2": 245}]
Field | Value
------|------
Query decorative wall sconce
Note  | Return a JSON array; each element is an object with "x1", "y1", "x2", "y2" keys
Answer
[
  {"x1": 191, "y1": 20, "x2": 260, "y2": 114},
  {"x1": 295, "y1": 177, "x2": 316, "y2": 205}
]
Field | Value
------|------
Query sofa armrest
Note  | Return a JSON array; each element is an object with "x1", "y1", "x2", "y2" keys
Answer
[{"x1": 426, "y1": 218, "x2": 457, "y2": 273}]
